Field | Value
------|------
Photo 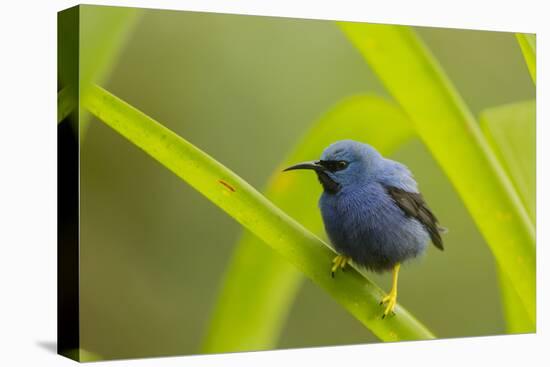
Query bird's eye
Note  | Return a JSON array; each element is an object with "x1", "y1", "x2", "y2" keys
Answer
[
  {"x1": 336, "y1": 161, "x2": 348, "y2": 170},
  {"x1": 318, "y1": 159, "x2": 349, "y2": 172}
]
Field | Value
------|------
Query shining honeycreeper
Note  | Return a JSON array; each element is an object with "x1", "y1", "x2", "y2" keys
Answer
[{"x1": 284, "y1": 140, "x2": 445, "y2": 318}]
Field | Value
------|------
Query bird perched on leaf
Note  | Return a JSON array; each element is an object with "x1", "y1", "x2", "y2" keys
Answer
[{"x1": 284, "y1": 140, "x2": 445, "y2": 318}]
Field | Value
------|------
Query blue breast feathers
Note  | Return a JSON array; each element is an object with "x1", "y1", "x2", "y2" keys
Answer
[{"x1": 319, "y1": 180, "x2": 429, "y2": 272}]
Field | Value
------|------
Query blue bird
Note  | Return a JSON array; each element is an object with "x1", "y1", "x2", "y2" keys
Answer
[{"x1": 284, "y1": 140, "x2": 444, "y2": 318}]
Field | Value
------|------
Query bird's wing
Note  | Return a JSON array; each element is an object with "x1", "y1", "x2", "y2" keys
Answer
[{"x1": 385, "y1": 186, "x2": 444, "y2": 250}]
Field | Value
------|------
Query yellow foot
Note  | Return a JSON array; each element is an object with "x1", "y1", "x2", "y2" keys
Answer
[
  {"x1": 331, "y1": 255, "x2": 350, "y2": 278},
  {"x1": 380, "y1": 263, "x2": 400, "y2": 319},
  {"x1": 380, "y1": 291, "x2": 397, "y2": 319}
]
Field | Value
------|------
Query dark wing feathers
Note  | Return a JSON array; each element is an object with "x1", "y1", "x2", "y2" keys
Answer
[{"x1": 386, "y1": 186, "x2": 444, "y2": 250}]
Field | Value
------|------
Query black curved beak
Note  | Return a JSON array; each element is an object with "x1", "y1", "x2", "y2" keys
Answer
[
  {"x1": 283, "y1": 160, "x2": 341, "y2": 194},
  {"x1": 283, "y1": 160, "x2": 325, "y2": 172}
]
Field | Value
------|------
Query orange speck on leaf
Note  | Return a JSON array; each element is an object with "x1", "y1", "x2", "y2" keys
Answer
[{"x1": 218, "y1": 179, "x2": 236, "y2": 192}]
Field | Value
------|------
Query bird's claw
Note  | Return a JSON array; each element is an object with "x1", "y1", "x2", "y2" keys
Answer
[
  {"x1": 380, "y1": 292, "x2": 397, "y2": 319},
  {"x1": 330, "y1": 255, "x2": 350, "y2": 278}
]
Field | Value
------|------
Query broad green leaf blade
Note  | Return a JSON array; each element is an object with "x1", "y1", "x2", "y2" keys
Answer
[
  {"x1": 516, "y1": 33, "x2": 536, "y2": 84},
  {"x1": 480, "y1": 100, "x2": 536, "y2": 333},
  {"x1": 83, "y1": 84, "x2": 435, "y2": 344},
  {"x1": 338, "y1": 23, "x2": 535, "y2": 323},
  {"x1": 202, "y1": 95, "x2": 415, "y2": 353},
  {"x1": 480, "y1": 100, "x2": 536, "y2": 222},
  {"x1": 497, "y1": 267, "x2": 535, "y2": 333},
  {"x1": 203, "y1": 241, "x2": 301, "y2": 353}
]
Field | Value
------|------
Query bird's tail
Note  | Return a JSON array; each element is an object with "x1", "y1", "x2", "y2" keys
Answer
[{"x1": 438, "y1": 226, "x2": 449, "y2": 234}]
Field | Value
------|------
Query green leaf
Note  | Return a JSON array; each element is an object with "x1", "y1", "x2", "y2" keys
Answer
[
  {"x1": 202, "y1": 95, "x2": 415, "y2": 353},
  {"x1": 516, "y1": 33, "x2": 536, "y2": 84},
  {"x1": 80, "y1": 5, "x2": 139, "y2": 91},
  {"x1": 496, "y1": 266, "x2": 535, "y2": 333},
  {"x1": 480, "y1": 100, "x2": 536, "y2": 222},
  {"x1": 58, "y1": 6, "x2": 138, "y2": 129},
  {"x1": 480, "y1": 100, "x2": 536, "y2": 333},
  {"x1": 78, "y1": 5, "x2": 140, "y2": 136},
  {"x1": 83, "y1": 84, "x2": 435, "y2": 346},
  {"x1": 338, "y1": 23, "x2": 535, "y2": 324}
]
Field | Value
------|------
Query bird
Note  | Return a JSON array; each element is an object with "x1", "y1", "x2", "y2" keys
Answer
[{"x1": 283, "y1": 139, "x2": 444, "y2": 318}]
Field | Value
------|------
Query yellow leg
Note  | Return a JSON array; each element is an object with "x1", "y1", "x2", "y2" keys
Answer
[
  {"x1": 331, "y1": 255, "x2": 350, "y2": 278},
  {"x1": 380, "y1": 263, "x2": 400, "y2": 318}
]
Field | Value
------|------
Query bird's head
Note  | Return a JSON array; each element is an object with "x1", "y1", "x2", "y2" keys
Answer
[{"x1": 283, "y1": 140, "x2": 382, "y2": 194}]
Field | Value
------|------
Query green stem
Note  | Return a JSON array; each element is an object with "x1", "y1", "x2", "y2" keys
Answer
[{"x1": 83, "y1": 84, "x2": 435, "y2": 344}]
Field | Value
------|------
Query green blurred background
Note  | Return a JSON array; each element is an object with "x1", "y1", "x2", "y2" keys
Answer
[{"x1": 78, "y1": 6, "x2": 534, "y2": 360}]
